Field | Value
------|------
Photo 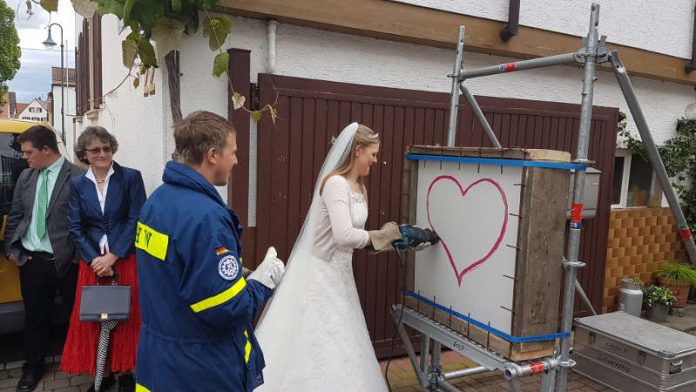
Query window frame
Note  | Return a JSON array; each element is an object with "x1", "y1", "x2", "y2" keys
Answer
[{"x1": 612, "y1": 148, "x2": 661, "y2": 209}]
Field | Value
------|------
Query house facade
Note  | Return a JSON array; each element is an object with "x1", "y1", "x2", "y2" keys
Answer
[
  {"x1": 74, "y1": 0, "x2": 694, "y2": 350},
  {"x1": 17, "y1": 98, "x2": 48, "y2": 123}
]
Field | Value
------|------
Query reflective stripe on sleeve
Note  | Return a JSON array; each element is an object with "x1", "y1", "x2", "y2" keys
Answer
[
  {"x1": 244, "y1": 330, "x2": 251, "y2": 363},
  {"x1": 135, "y1": 222, "x2": 169, "y2": 261},
  {"x1": 190, "y1": 277, "x2": 247, "y2": 313}
]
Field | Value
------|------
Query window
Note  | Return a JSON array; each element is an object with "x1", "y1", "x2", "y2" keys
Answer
[
  {"x1": 612, "y1": 149, "x2": 661, "y2": 208},
  {"x1": 0, "y1": 133, "x2": 28, "y2": 215},
  {"x1": 76, "y1": 15, "x2": 103, "y2": 116}
]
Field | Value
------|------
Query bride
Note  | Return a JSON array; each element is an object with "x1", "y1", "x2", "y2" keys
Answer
[{"x1": 255, "y1": 122, "x2": 417, "y2": 391}]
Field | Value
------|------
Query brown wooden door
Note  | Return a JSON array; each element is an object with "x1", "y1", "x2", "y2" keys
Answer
[{"x1": 255, "y1": 74, "x2": 618, "y2": 357}]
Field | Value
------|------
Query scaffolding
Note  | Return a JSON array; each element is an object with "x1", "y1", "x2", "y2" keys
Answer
[{"x1": 393, "y1": 3, "x2": 696, "y2": 391}]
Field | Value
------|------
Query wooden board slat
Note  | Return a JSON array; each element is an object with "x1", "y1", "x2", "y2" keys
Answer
[
  {"x1": 512, "y1": 167, "x2": 568, "y2": 353},
  {"x1": 408, "y1": 146, "x2": 571, "y2": 162}
]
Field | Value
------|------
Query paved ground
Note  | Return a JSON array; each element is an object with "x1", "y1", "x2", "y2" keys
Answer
[
  {"x1": 0, "y1": 359, "x2": 92, "y2": 392},
  {"x1": 4, "y1": 304, "x2": 696, "y2": 391},
  {"x1": 659, "y1": 303, "x2": 696, "y2": 335},
  {"x1": 0, "y1": 329, "x2": 92, "y2": 392},
  {"x1": 380, "y1": 351, "x2": 612, "y2": 392},
  {"x1": 0, "y1": 350, "x2": 610, "y2": 392}
]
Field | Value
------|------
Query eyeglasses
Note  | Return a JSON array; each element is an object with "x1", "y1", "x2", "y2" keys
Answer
[{"x1": 84, "y1": 146, "x2": 113, "y2": 154}]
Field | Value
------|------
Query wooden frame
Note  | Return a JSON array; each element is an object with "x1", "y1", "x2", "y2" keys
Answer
[{"x1": 401, "y1": 145, "x2": 570, "y2": 361}]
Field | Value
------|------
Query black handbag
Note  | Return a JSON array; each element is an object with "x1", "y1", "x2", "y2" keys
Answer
[{"x1": 79, "y1": 271, "x2": 131, "y2": 322}]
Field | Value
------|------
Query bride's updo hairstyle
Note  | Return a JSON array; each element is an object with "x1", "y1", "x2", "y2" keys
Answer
[{"x1": 320, "y1": 124, "x2": 380, "y2": 195}]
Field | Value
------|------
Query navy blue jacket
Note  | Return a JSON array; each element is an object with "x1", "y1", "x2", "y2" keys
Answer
[
  {"x1": 68, "y1": 162, "x2": 146, "y2": 262},
  {"x1": 135, "y1": 161, "x2": 272, "y2": 392}
]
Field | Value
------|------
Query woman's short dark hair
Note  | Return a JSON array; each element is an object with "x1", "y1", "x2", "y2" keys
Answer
[
  {"x1": 17, "y1": 125, "x2": 59, "y2": 153},
  {"x1": 75, "y1": 126, "x2": 119, "y2": 165}
]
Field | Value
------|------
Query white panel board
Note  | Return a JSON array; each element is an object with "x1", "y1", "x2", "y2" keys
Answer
[{"x1": 414, "y1": 160, "x2": 522, "y2": 334}]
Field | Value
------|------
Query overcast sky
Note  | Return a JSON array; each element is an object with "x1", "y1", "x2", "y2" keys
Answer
[{"x1": 7, "y1": 0, "x2": 76, "y2": 103}]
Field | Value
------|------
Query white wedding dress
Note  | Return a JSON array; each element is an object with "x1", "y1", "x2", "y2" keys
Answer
[{"x1": 255, "y1": 123, "x2": 388, "y2": 392}]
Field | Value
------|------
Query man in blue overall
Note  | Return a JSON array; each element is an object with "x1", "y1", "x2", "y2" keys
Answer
[{"x1": 134, "y1": 111, "x2": 285, "y2": 391}]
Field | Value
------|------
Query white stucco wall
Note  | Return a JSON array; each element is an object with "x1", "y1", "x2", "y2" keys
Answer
[
  {"x1": 84, "y1": 13, "x2": 694, "y2": 224},
  {"x1": 393, "y1": 0, "x2": 696, "y2": 60},
  {"x1": 76, "y1": 15, "x2": 172, "y2": 196}
]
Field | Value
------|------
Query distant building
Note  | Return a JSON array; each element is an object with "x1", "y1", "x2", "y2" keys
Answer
[{"x1": 17, "y1": 98, "x2": 49, "y2": 123}]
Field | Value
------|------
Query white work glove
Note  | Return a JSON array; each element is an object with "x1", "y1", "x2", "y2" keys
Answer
[
  {"x1": 368, "y1": 222, "x2": 402, "y2": 252},
  {"x1": 247, "y1": 246, "x2": 285, "y2": 290}
]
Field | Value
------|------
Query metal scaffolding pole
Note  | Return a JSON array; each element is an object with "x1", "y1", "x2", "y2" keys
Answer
[
  {"x1": 554, "y1": 3, "x2": 601, "y2": 390},
  {"x1": 609, "y1": 51, "x2": 696, "y2": 264},
  {"x1": 447, "y1": 26, "x2": 466, "y2": 147},
  {"x1": 460, "y1": 84, "x2": 502, "y2": 148},
  {"x1": 396, "y1": 3, "x2": 696, "y2": 391},
  {"x1": 458, "y1": 53, "x2": 577, "y2": 80},
  {"x1": 447, "y1": 26, "x2": 503, "y2": 149},
  {"x1": 576, "y1": 280, "x2": 597, "y2": 315}
]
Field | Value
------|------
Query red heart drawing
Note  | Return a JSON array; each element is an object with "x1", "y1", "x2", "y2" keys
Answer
[{"x1": 426, "y1": 176, "x2": 508, "y2": 286}]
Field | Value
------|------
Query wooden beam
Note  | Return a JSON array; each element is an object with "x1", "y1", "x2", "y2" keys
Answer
[{"x1": 218, "y1": 0, "x2": 696, "y2": 85}]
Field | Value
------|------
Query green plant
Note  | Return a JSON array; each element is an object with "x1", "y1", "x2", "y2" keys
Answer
[
  {"x1": 31, "y1": 0, "x2": 276, "y2": 123},
  {"x1": 626, "y1": 276, "x2": 645, "y2": 289},
  {"x1": 656, "y1": 261, "x2": 696, "y2": 286},
  {"x1": 643, "y1": 285, "x2": 677, "y2": 307},
  {"x1": 0, "y1": 0, "x2": 21, "y2": 109}
]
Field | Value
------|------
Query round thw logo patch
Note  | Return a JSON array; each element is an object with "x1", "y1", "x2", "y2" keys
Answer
[{"x1": 218, "y1": 255, "x2": 240, "y2": 281}]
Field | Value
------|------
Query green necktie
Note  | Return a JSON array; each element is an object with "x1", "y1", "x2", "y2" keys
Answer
[{"x1": 36, "y1": 169, "x2": 49, "y2": 239}]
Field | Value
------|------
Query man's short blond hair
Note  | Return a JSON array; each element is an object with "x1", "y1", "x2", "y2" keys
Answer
[{"x1": 174, "y1": 111, "x2": 236, "y2": 166}]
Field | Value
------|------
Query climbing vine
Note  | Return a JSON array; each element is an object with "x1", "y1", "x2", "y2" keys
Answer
[{"x1": 31, "y1": 0, "x2": 276, "y2": 122}]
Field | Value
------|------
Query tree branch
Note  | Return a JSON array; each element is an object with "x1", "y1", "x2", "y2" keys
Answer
[{"x1": 166, "y1": 50, "x2": 182, "y2": 123}]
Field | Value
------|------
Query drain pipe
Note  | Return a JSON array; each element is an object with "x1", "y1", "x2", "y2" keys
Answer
[
  {"x1": 686, "y1": 3, "x2": 696, "y2": 73},
  {"x1": 267, "y1": 19, "x2": 279, "y2": 74},
  {"x1": 500, "y1": 0, "x2": 520, "y2": 42}
]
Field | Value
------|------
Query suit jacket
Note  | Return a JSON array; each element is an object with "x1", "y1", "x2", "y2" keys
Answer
[
  {"x1": 68, "y1": 162, "x2": 146, "y2": 263},
  {"x1": 4, "y1": 159, "x2": 83, "y2": 277}
]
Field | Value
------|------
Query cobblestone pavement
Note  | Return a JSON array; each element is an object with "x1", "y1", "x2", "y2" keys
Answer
[
  {"x1": 380, "y1": 351, "x2": 613, "y2": 392},
  {"x1": 0, "y1": 350, "x2": 612, "y2": 392},
  {"x1": 0, "y1": 359, "x2": 92, "y2": 392}
]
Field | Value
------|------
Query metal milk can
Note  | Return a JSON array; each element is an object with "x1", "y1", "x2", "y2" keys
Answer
[{"x1": 618, "y1": 278, "x2": 643, "y2": 317}]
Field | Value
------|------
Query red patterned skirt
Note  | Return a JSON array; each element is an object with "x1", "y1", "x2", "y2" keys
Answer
[{"x1": 60, "y1": 253, "x2": 141, "y2": 374}]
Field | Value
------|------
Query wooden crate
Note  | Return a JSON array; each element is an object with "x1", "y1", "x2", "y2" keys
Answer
[{"x1": 401, "y1": 146, "x2": 570, "y2": 361}]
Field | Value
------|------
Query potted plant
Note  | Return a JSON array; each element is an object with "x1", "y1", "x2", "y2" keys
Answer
[
  {"x1": 656, "y1": 262, "x2": 696, "y2": 308},
  {"x1": 643, "y1": 285, "x2": 677, "y2": 322}
]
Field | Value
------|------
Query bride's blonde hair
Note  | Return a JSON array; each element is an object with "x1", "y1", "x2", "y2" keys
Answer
[{"x1": 320, "y1": 124, "x2": 379, "y2": 196}]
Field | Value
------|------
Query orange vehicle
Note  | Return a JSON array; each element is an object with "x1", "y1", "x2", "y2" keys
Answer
[{"x1": 0, "y1": 119, "x2": 70, "y2": 334}]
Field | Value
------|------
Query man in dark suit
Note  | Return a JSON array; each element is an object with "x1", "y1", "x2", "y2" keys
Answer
[{"x1": 4, "y1": 125, "x2": 82, "y2": 392}]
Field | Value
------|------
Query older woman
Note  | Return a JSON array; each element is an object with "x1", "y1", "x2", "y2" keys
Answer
[{"x1": 60, "y1": 126, "x2": 146, "y2": 392}]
